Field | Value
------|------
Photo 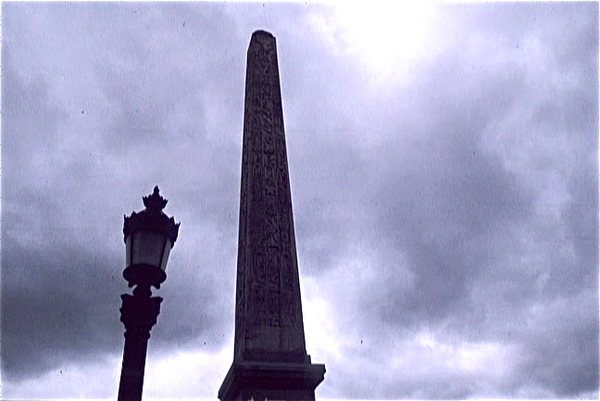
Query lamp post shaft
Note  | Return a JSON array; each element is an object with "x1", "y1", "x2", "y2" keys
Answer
[
  {"x1": 118, "y1": 292, "x2": 162, "y2": 401},
  {"x1": 119, "y1": 187, "x2": 179, "y2": 401},
  {"x1": 118, "y1": 331, "x2": 149, "y2": 401}
]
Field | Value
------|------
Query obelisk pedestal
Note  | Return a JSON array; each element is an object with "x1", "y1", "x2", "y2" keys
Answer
[{"x1": 218, "y1": 30, "x2": 325, "y2": 401}]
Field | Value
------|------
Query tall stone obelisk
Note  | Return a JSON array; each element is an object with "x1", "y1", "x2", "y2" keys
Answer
[{"x1": 218, "y1": 30, "x2": 325, "y2": 401}]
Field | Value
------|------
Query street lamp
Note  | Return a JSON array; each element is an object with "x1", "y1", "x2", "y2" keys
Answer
[{"x1": 118, "y1": 186, "x2": 180, "y2": 401}]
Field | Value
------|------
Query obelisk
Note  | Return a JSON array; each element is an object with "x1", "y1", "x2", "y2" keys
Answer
[{"x1": 218, "y1": 30, "x2": 325, "y2": 401}]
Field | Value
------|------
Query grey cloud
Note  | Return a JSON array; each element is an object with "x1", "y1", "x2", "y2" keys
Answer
[
  {"x1": 2, "y1": 2, "x2": 597, "y2": 399},
  {"x1": 1, "y1": 2, "x2": 243, "y2": 383},
  {"x1": 2, "y1": 233, "x2": 124, "y2": 380},
  {"x1": 300, "y1": 3, "x2": 597, "y2": 398},
  {"x1": 509, "y1": 289, "x2": 599, "y2": 396}
]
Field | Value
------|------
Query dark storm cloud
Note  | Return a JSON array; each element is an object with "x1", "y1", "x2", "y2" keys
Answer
[
  {"x1": 1, "y1": 1, "x2": 246, "y2": 382},
  {"x1": 2, "y1": 234, "x2": 123, "y2": 380}
]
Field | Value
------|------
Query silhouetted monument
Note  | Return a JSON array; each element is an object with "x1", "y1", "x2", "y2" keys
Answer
[{"x1": 218, "y1": 30, "x2": 325, "y2": 401}]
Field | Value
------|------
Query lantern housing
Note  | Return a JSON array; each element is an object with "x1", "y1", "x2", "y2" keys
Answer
[{"x1": 123, "y1": 186, "x2": 180, "y2": 289}]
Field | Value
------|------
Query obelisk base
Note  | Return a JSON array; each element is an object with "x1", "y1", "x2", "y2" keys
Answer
[{"x1": 218, "y1": 360, "x2": 325, "y2": 401}]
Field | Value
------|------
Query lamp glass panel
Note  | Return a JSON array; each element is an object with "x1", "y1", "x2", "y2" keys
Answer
[
  {"x1": 126, "y1": 235, "x2": 132, "y2": 267},
  {"x1": 160, "y1": 240, "x2": 172, "y2": 271},
  {"x1": 131, "y1": 231, "x2": 166, "y2": 268}
]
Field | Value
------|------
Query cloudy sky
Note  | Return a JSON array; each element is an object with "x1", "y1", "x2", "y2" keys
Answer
[{"x1": 2, "y1": 2, "x2": 598, "y2": 400}]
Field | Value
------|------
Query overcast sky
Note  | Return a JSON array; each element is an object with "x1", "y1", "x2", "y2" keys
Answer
[{"x1": 2, "y1": 2, "x2": 598, "y2": 400}]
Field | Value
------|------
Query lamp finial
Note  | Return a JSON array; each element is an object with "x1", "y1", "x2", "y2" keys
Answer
[{"x1": 143, "y1": 186, "x2": 168, "y2": 212}]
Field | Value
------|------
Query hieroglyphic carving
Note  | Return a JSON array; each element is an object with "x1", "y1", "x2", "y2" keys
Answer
[{"x1": 234, "y1": 31, "x2": 307, "y2": 358}]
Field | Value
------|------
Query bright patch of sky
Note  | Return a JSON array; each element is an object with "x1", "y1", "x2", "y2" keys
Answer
[{"x1": 312, "y1": 3, "x2": 440, "y2": 83}]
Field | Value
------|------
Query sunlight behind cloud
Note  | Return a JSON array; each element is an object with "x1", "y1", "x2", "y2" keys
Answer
[
  {"x1": 414, "y1": 330, "x2": 512, "y2": 376},
  {"x1": 303, "y1": 276, "x2": 342, "y2": 361},
  {"x1": 330, "y1": 2, "x2": 437, "y2": 82},
  {"x1": 144, "y1": 347, "x2": 232, "y2": 399},
  {"x1": 3, "y1": 357, "x2": 122, "y2": 399}
]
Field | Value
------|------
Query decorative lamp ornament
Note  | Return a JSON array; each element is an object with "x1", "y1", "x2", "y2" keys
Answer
[{"x1": 123, "y1": 186, "x2": 180, "y2": 289}]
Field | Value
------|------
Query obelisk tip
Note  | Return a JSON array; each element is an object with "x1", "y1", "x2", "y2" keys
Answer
[{"x1": 252, "y1": 29, "x2": 274, "y2": 38}]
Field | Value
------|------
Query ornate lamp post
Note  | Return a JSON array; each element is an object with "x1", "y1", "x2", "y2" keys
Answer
[{"x1": 118, "y1": 186, "x2": 180, "y2": 401}]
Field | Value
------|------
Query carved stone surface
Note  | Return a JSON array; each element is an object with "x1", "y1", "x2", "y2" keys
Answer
[
  {"x1": 219, "y1": 30, "x2": 324, "y2": 401},
  {"x1": 235, "y1": 29, "x2": 306, "y2": 360}
]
